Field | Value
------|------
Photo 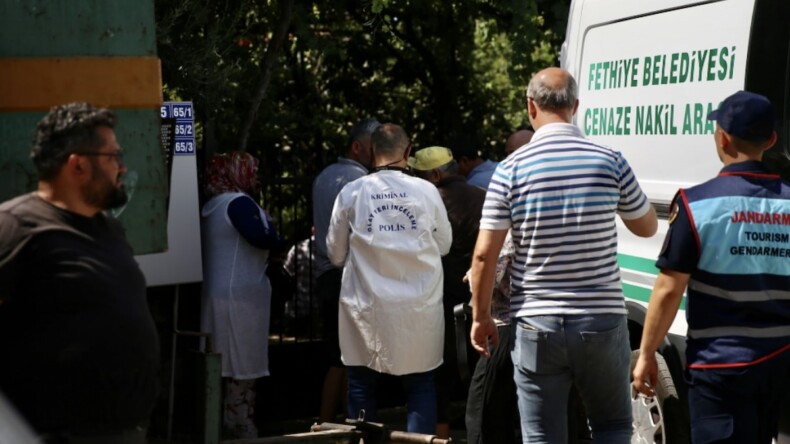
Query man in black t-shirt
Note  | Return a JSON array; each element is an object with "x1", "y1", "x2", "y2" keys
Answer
[{"x1": 0, "y1": 103, "x2": 160, "y2": 443}]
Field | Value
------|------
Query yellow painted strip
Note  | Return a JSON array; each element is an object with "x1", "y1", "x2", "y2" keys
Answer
[{"x1": 0, "y1": 57, "x2": 162, "y2": 112}]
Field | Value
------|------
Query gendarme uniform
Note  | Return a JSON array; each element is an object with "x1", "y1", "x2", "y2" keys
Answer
[
  {"x1": 659, "y1": 161, "x2": 790, "y2": 369},
  {"x1": 657, "y1": 90, "x2": 790, "y2": 442}
]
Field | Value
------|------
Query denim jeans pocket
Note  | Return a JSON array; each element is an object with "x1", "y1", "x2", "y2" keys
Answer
[
  {"x1": 578, "y1": 321, "x2": 629, "y2": 371},
  {"x1": 513, "y1": 320, "x2": 550, "y2": 374},
  {"x1": 691, "y1": 414, "x2": 733, "y2": 444},
  {"x1": 579, "y1": 322, "x2": 621, "y2": 343}
]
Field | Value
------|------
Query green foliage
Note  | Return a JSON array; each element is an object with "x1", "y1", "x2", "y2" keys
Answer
[{"x1": 155, "y1": 0, "x2": 570, "y2": 239}]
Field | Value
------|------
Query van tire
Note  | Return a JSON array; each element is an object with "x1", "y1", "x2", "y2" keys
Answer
[{"x1": 630, "y1": 350, "x2": 690, "y2": 444}]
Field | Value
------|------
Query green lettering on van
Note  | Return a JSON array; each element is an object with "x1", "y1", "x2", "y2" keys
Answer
[
  {"x1": 695, "y1": 49, "x2": 709, "y2": 82},
  {"x1": 717, "y1": 46, "x2": 733, "y2": 80},
  {"x1": 642, "y1": 56, "x2": 652, "y2": 86},
  {"x1": 588, "y1": 58, "x2": 641, "y2": 90},
  {"x1": 706, "y1": 47, "x2": 718, "y2": 81},
  {"x1": 679, "y1": 52, "x2": 690, "y2": 83},
  {"x1": 584, "y1": 106, "x2": 631, "y2": 136},
  {"x1": 669, "y1": 52, "x2": 680, "y2": 84},
  {"x1": 636, "y1": 104, "x2": 676, "y2": 135},
  {"x1": 591, "y1": 46, "x2": 735, "y2": 91},
  {"x1": 682, "y1": 103, "x2": 716, "y2": 135},
  {"x1": 635, "y1": 106, "x2": 651, "y2": 134}
]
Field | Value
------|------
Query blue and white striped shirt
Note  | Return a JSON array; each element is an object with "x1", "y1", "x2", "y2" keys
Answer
[{"x1": 480, "y1": 123, "x2": 651, "y2": 317}]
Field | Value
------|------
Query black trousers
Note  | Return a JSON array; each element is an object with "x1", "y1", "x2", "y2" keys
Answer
[
  {"x1": 317, "y1": 268, "x2": 343, "y2": 367},
  {"x1": 465, "y1": 323, "x2": 519, "y2": 444},
  {"x1": 687, "y1": 352, "x2": 790, "y2": 443}
]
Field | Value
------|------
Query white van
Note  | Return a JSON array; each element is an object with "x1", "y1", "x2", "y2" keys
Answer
[{"x1": 561, "y1": 0, "x2": 790, "y2": 442}]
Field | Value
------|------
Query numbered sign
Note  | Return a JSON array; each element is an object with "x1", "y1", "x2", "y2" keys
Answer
[{"x1": 160, "y1": 102, "x2": 196, "y2": 156}]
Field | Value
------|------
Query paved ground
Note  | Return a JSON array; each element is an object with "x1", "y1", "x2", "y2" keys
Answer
[
  {"x1": 258, "y1": 403, "x2": 468, "y2": 443},
  {"x1": 152, "y1": 402, "x2": 469, "y2": 443}
]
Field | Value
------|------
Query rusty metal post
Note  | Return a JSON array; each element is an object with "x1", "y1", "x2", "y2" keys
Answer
[
  {"x1": 196, "y1": 349, "x2": 222, "y2": 444},
  {"x1": 166, "y1": 285, "x2": 222, "y2": 443}
]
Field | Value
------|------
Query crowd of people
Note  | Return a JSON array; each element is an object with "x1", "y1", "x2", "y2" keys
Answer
[{"x1": 1, "y1": 66, "x2": 789, "y2": 444}]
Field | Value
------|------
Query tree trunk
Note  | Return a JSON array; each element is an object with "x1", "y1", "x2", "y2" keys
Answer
[{"x1": 238, "y1": 0, "x2": 295, "y2": 153}]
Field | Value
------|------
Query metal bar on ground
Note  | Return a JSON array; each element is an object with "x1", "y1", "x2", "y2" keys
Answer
[
  {"x1": 312, "y1": 422, "x2": 451, "y2": 444},
  {"x1": 222, "y1": 429, "x2": 359, "y2": 443}
]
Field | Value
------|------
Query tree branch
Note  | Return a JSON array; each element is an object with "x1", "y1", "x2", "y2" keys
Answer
[{"x1": 238, "y1": 0, "x2": 295, "y2": 153}]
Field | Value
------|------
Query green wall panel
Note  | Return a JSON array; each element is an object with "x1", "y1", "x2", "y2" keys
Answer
[
  {"x1": 0, "y1": 0, "x2": 156, "y2": 57},
  {"x1": 0, "y1": 109, "x2": 168, "y2": 254},
  {"x1": 112, "y1": 109, "x2": 169, "y2": 255},
  {"x1": 0, "y1": 0, "x2": 168, "y2": 255}
]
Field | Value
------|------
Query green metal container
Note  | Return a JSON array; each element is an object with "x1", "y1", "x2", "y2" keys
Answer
[{"x1": 0, "y1": 0, "x2": 168, "y2": 254}]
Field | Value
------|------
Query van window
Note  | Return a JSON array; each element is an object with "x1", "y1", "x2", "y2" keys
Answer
[{"x1": 746, "y1": 1, "x2": 790, "y2": 181}]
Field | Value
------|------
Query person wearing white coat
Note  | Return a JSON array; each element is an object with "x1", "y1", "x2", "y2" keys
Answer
[
  {"x1": 327, "y1": 123, "x2": 452, "y2": 434},
  {"x1": 200, "y1": 151, "x2": 280, "y2": 439}
]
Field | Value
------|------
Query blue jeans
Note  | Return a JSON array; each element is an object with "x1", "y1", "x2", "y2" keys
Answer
[
  {"x1": 511, "y1": 313, "x2": 632, "y2": 444},
  {"x1": 347, "y1": 366, "x2": 436, "y2": 434}
]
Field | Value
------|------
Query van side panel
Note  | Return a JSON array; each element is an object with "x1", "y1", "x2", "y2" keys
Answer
[
  {"x1": 563, "y1": 0, "x2": 757, "y2": 336},
  {"x1": 573, "y1": 0, "x2": 754, "y2": 203}
]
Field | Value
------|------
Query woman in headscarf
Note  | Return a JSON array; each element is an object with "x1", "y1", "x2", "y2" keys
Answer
[{"x1": 200, "y1": 151, "x2": 279, "y2": 439}]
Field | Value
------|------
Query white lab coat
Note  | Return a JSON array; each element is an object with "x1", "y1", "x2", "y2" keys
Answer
[
  {"x1": 200, "y1": 192, "x2": 271, "y2": 379},
  {"x1": 327, "y1": 170, "x2": 452, "y2": 375}
]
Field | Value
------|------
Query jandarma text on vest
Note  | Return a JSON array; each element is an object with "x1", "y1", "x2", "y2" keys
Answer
[{"x1": 731, "y1": 210, "x2": 790, "y2": 225}]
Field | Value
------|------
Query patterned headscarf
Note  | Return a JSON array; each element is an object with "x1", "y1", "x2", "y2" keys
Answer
[{"x1": 204, "y1": 151, "x2": 259, "y2": 198}]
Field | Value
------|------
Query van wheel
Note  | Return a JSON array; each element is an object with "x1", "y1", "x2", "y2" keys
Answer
[{"x1": 630, "y1": 350, "x2": 690, "y2": 444}]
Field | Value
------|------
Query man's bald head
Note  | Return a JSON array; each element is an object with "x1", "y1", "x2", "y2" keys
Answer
[
  {"x1": 526, "y1": 67, "x2": 578, "y2": 113},
  {"x1": 526, "y1": 67, "x2": 579, "y2": 128},
  {"x1": 505, "y1": 129, "x2": 534, "y2": 157}
]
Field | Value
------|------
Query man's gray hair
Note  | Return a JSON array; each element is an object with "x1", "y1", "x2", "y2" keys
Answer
[
  {"x1": 348, "y1": 117, "x2": 381, "y2": 145},
  {"x1": 526, "y1": 71, "x2": 578, "y2": 111}
]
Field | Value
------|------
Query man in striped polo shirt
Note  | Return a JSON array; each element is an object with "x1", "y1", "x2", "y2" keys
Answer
[
  {"x1": 633, "y1": 91, "x2": 790, "y2": 443},
  {"x1": 469, "y1": 67, "x2": 657, "y2": 443}
]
